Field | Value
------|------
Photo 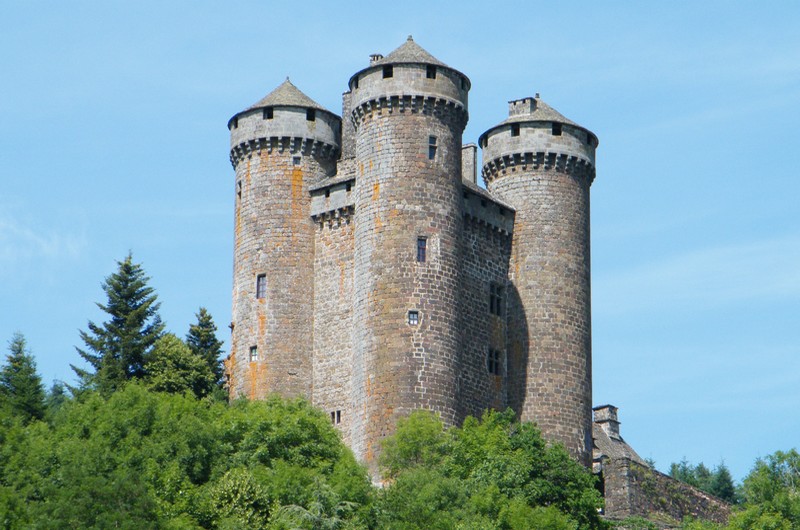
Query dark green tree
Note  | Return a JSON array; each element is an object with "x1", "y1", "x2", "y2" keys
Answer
[
  {"x1": 72, "y1": 253, "x2": 164, "y2": 394},
  {"x1": 670, "y1": 459, "x2": 737, "y2": 504},
  {"x1": 0, "y1": 333, "x2": 46, "y2": 423},
  {"x1": 185, "y1": 307, "x2": 224, "y2": 384},
  {"x1": 144, "y1": 333, "x2": 216, "y2": 399}
]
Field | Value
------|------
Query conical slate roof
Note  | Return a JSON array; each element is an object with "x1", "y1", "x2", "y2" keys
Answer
[
  {"x1": 373, "y1": 35, "x2": 448, "y2": 68},
  {"x1": 243, "y1": 78, "x2": 331, "y2": 113},
  {"x1": 500, "y1": 95, "x2": 580, "y2": 128}
]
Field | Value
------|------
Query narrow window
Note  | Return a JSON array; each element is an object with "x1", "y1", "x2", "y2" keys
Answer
[
  {"x1": 336, "y1": 410, "x2": 341, "y2": 424},
  {"x1": 256, "y1": 274, "x2": 267, "y2": 299},
  {"x1": 249, "y1": 346, "x2": 258, "y2": 362},
  {"x1": 293, "y1": 156, "x2": 301, "y2": 165},
  {"x1": 237, "y1": 180, "x2": 242, "y2": 199},
  {"x1": 428, "y1": 136, "x2": 437, "y2": 160},
  {"x1": 383, "y1": 65, "x2": 393, "y2": 78},
  {"x1": 408, "y1": 311, "x2": 419, "y2": 326},
  {"x1": 426, "y1": 65, "x2": 436, "y2": 79},
  {"x1": 552, "y1": 123, "x2": 562, "y2": 136},
  {"x1": 325, "y1": 188, "x2": 330, "y2": 198},
  {"x1": 489, "y1": 283, "x2": 504, "y2": 316},
  {"x1": 346, "y1": 182, "x2": 351, "y2": 192},
  {"x1": 353, "y1": 76, "x2": 359, "y2": 89},
  {"x1": 263, "y1": 107, "x2": 273, "y2": 120},
  {"x1": 511, "y1": 123, "x2": 520, "y2": 137},
  {"x1": 306, "y1": 109, "x2": 316, "y2": 121},
  {"x1": 330, "y1": 411, "x2": 335, "y2": 423},
  {"x1": 416, "y1": 237, "x2": 427, "y2": 262},
  {"x1": 487, "y1": 349, "x2": 501, "y2": 375}
]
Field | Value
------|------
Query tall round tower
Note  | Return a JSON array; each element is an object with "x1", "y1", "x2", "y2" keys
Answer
[
  {"x1": 479, "y1": 95, "x2": 597, "y2": 465},
  {"x1": 348, "y1": 37, "x2": 470, "y2": 466},
  {"x1": 227, "y1": 79, "x2": 340, "y2": 400}
]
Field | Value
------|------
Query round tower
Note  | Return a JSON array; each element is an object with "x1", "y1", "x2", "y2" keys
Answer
[
  {"x1": 479, "y1": 95, "x2": 597, "y2": 465},
  {"x1": 227, "y1": 79, "x2": 340, "y2": 400},
  {"x1": 348, "y1": 37, "x2": 470, "y2": 467}
]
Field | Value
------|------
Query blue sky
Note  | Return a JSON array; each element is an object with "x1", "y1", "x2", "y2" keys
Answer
[{"x1": 1, "y1": 1, "x2": 798, "y2": 482}]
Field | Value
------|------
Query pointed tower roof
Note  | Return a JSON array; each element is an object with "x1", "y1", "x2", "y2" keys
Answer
[
  {"x1": 500, "y1": 95, "x2": 579, "y2": 127},
  {"x1": 373, "y1": 35, "x2": 448, "y2": 68},
  {"x1": 244, "y1": 78, "x2": 330, "y2": 113}
]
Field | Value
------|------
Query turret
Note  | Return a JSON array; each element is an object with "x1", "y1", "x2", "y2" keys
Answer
[
  {"x1": 227, "y1": 79, "x2": 340, "y2": 400},
  {"x1": 479, "y1": 94, "x2": 597, "y2": 465},
  {"x1": 348, "y1": 37, "x2": 470, "y2": 468}
]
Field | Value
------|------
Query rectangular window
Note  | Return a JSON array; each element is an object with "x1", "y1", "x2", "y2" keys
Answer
[
  {"x1": 249, "y1": 346, "x2": 258, "y2": 362},
  {"x1": 487, "y1": 348, "x2": 502, "y2": 375},
  {"x1": 408, "y1": 310, "x2": 419, "y2": 326},
  {"x1": 256, "y1": 274, "x2": 266, "y2": 299},
  {"x1": 293, "y1": 156, "x2": 301, "y2": 165},
  {"x1": 306, "y1": 109, "x2": 316, "y2": 121},
  {"x1": 383, "y1": 65, "x2": 393, "y2": 78},
  {"x1": 428, "y1": 136, "x2": 437, "y2": 160},
  {"x1": 416, "y1": 237, "x2": 427, "y2": 262},
  {"x1": 330, "y1": 410, "x2": 342, "y2": 425},
  {"x1": 264, "y1": 107, "x2": 273, "y2": 119},
  {"x1": 426, "y1": 65, "x2": 437, "y2": 79},
  {"x1": 489, "y1": 283, "x2": 504, "y2": 316},
  {"x1": 511, "y1": 123, "x2": 520, "y2": 137},
  {"x1": 237, "y1": 180, "x2": 242, "y2": 199},
  {"x1": 552, "y1": 123, "x2": 562, "y2": 136}
]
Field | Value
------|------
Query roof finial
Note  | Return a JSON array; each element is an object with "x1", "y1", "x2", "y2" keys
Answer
[
  {"x1": 286, "y1": 76, "x2": 290, "y2": 82},
  {"x1": 407, "y1": 35, "x2": 414, "y2": 41}
]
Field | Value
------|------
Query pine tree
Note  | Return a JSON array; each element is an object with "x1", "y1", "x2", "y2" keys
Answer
[
  {"x1": 186, "y1": 307, "x2": 224, "y2": 384},
  {"x1": 72, "y1": 253, "x2": 164, "y2": 395},
  {"x1": 0, "y1": 332, "x2": 46, "y2": 422}
]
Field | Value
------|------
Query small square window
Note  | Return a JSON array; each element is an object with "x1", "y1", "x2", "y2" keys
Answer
[
  {"x1": 264, "y1": 107, "x2": 273, "y2": 120},
  {"x1": 293, "y1": 156, "x2": 301, "y2": 165},
  {"x1": 416, "y1": 237, "x2": 427, "y2": 262},
  {"x1": 408, "y1": 311, "x2": 419, "y2": 326},
  {"x1": 256, "y1": 274, "x2": 267, "y2": 299},
  {"x1": 383, "y1": 65, "x2": 393, "y2": 78},
  {"x1": 426, "y1": 65, "x2": 436, "y2": 79},
  {"x1": 249, "y1": 346, "x2": 258, "y2": 362},
  {"x1": 511, "y1": 123, "x2": 520, "y2": 137},
  {"x1": 306, "y1": 109, "x2": 316, "y2": 121},
  {"x1": 552, "y1": 123, "x2": 562, "y2": 136}
]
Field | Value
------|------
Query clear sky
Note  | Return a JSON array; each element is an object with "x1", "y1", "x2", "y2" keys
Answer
[{"x1": 2, "y1": 1, "x2": 798, "y2": 482}]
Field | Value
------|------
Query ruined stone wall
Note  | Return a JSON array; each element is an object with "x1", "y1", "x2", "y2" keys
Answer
[
  {"x1": 458, "y1": 199, "x2": 513, "y2": 418},
  {"x1": 349, "y1": 62, "x2": 469, "y2": 468},
  {"x1": 312, "y1": 202, "x2": 355, "y2": 445},
  {"x1": 604, "y1": 459, "x2": 731, "y2": 525},
  {"x1": 227, "y1": 107, "x2": 338, "y2": 400},
  {"x1": 484, "y1": 120, "x2": 595, "y2": 465}
]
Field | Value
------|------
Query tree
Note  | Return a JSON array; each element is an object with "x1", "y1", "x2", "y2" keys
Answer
[
  {"x1": 186, "y1": 307, "x2": 224, "y2": 384},
  {"x1": 0, "y1": 333, "x2": 45, "y2": 423},
  {"x1": 72, "y1": 253, "x2": 164, "y2": 394},
  {"x1": 144, "y1": 333, "x2": 216, "y2": 399},
  {"x1": 669, "y1": 459, "x2": 737, "y2": 504}
]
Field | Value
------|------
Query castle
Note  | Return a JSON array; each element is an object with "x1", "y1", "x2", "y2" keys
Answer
[{"x1": 225, "y1": 36, "x2": 595, "y2": 470}]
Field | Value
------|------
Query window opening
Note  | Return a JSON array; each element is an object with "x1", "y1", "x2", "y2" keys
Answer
[
  {"x1": 428, "y1": 136, "x2": 437, "y2": 160},
  {"x1": 346, "y1": 182, "x2": 351, "y2": 192},
  {"x1": 383, "y1": 65, "x2": 393, "y2": 78},
  {"x1": 325, "y1": 189, "x2": 330, "y2": 198},
  {"x1": 306, "y1": 109, "x2": 316, "y2": 121},
  {"x1": 330, "y1": 410, "x2": 342, "y2": 424},
  {"x1": 511, "y1": 123, "x2": 520, "y2": 137},
  {"x1": 487, "y1": 348, "x2": 502, "y2": 375},
  {"x1": 256, "y1": 274, "x2": 267, "y2": 299},
  {"x1": 264, "y1": 107, "x2": 273, "y2": 119},
  {"x1": 353, "y1": 76, "x2": 359, "y2": 89},
  {"x1": 552, "y1": 123, "x2": 562, "y2": 136},
  {"x1": 489, "y1": 283, "x2": 504, "y2": 316},
  {"x1": 416, "y1": 237, "x2": 427, "y2": 262},
  {"x1": 408, "y1": 311, "x2": 419, "y2": 326},
  {"x1": 293, "y1": 156, "x2": 301, "y2": 165},
  {"x1": 232, "y1": 117, "x2": 238, "y2": 129},
  {"x1": 249, "y1": 346, "x2": 258, "y2": 362},
  {"x1": 426, "y1": 65, "x2": 437, "y2": 79},
  {"x1": 237, "y1": 180, "x2": 242, "y2": 199}
]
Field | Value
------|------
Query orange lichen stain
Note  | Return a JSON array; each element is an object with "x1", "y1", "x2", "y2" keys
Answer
[
  {"x1": 372, "y1": 182, "x2": 380, "y2": 201},
  {"x1": 247, "y1": 361, "x2": 268, "y2": 400},
  {"x1": 366, "y1": 375, "x2": 372, "y2": 396},
  {"x1": 339, "y1": 261, "x2": 346, "y2": 296},
  {"x1": 291, "y1": 167, "x2": 304, "y2": 217},
  {"x1": 246, "y1": 158, "x2": 251, "y2": 184},
  {"x1": 258, "y1": 314, "x2": 266, "y2": 335},
  {"x1": 224, "y1": 350, "x2": 237, "y2": 398},
  {"x1": 359, "y1": 162, "x2": 364, "y2": 176},
  {"x1": 369, "y1": 159, "x2": 373, "y2": 170}
]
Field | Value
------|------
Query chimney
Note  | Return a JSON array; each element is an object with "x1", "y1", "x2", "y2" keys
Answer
[
  {"x1": 369, "y1": 53, "x2": 384, "y2": 65},
  {"x1": 461, "y1": 143, "x2": 477, "y2": 184},
  {"x1": 508, "y1": 96, "x2": 537, "y2": 117},
  {"x1": 593, "y1": 404, "x2": 621, "y2": 440}
]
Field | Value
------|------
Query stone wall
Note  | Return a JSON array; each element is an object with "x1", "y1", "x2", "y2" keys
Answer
[{"x1": 603, "y1": 458, "x2": 731, "y2": 525}]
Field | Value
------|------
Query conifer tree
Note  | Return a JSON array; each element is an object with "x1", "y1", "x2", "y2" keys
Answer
[
  {"x1": 186, "y1": 307, "x2": 224, "y2": 384},
  {"x1": 0, "y1": 332, "x2": 46, "y2": 422},
  {"x1": 72, "y1": 253, "x2": 164, "y2": 394}
]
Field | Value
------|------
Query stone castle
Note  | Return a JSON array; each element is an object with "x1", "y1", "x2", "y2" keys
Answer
[
  {"x1": 225, "y1": 36, "x2": 595, "y2": 470},
  {"x1": 223, "y1": 37, "x2": 733, "y2": 524}
]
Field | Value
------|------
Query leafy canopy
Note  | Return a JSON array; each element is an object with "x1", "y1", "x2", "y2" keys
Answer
[{"x1": 0, "y1": 332, "x2": 46, "y2": 423}]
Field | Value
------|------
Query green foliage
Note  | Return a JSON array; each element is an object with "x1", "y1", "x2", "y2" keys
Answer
[
  {"x1": 144, "y1": 333, "x2": 216, "y2": 398},
  {"x1": 0, "y1": 332, "x2": 45, "y2": 423},
  {"x1": 377, "y1": 409, "x2": 607, "y2": 530},
  {"x1": 669, "y1": 459, "x2": 738, "y2": 503},
  {"x1": 186, "y1": 307, "x2": 225, "y2": 385},
  {"x1": 73, "y1": 253, "x2": 165, "y2": 395},
  {"x1": 736, "y1": 449, "x2": 800, "y2": 527}
]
